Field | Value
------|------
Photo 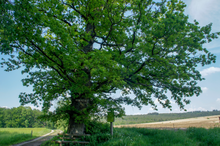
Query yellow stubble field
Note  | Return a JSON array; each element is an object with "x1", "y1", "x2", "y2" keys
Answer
[{"x1": 115, "y1": 115, "x2": 220, "y2": 129}]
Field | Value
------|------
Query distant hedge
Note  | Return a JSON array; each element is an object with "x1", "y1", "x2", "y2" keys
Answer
[{"x1": 0, "y1": 106, "x2": 54, "y2": 128}]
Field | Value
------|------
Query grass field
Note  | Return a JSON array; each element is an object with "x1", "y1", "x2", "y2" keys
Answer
[
  {"x1": 42, "y1": 114, "x2": 220, "y2": 146},
  {"x1": 99, "y1": 127, "x2": 220, "y2": 146},
  {"x1": 0, "y1": 128, "x2": 51, "y2": 146},
  {"x1": 43, "y1": 127, "x2": 220, "y2": 146}
]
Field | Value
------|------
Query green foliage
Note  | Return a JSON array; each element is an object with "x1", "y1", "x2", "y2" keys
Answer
[
  {"x1": 24, "y1": 120, "x2": 29, "y2": 128},
  {"x1": 42, "y1": 127, "x2": 220, "y2": 146},
  {"x1": 42, "y1": 121, "x2": 111, "y2": 146},
  {"x1": 85, "y1": 120, "x2": 110, "y2": 135},
  {"x1": 1, "y1": 0, "x2": 219, "y2": 129},
  {"x1": 97, "y1": 127, "x2": 220, "y2": 146},
  {"x1": 187, "y1": 127, "x2": 220, "y2": 146},
  {"x1": 104, "y1": 128, "x2": 191, "y2": 146},
  {"x1": 83, "y1": 133, "x2": 111, "y2": 146},
  {"x1": 82, "y1": 121, "x2": 111, "y2": 146},
  {"x1": 0, "y1": 106, "x2": 54, "y2": 128}
]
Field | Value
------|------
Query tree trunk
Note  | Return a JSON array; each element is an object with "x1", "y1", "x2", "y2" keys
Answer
[
  {"x1": 67, "y1": 118, "x2": 85, "y2": 135},
  {"x1": 67, "y1": 99, "x2": 89, "y2": 135}
]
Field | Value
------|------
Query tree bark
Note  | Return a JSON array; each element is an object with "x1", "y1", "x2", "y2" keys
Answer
[
  {"x1": 67, "y1": 21, "x2": 94, "y2": 134},
  {"x1": 67, "y1": 118, "x2": 85, "y2": 135},
  {"x1": 67, "y1": 99, "x2": 89, "y2": 135}
]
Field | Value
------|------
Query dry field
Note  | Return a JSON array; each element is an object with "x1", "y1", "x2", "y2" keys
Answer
[{"x1": 115, "y1": 115, "x2": 220, "y2": 129}]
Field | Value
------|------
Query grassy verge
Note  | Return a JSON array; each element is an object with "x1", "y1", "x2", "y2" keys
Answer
[
  {"x1": 99, "y1": 127, "x2": 220, "y2": 146},
  {"x1": 43, "y1": 127, "x2": 220, "y2": 146},
  {"x1": 0, "y1": 128, "x2": 51, "y2": 146}
]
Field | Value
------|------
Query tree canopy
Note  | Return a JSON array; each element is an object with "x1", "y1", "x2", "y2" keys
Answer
[{"x1": 1, "y1": 0, "x2": 219, "y2": 133}]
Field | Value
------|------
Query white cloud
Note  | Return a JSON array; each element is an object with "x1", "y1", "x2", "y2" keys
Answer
[
  {"x1": 188, "y1": 0, "x2": 220, "y2": 27},
  {"x1": 200, "y1": 67, "x2": 220, "y2": 76},
  {"x1": 201, "y1": 87, "x2": 208, "y2": 93},
  {"x1": 0, "y1": 106, "x2": 9, "y2": 108},
  {"x1": 154, "y1": 99, "x2": 159, "y2": 104},
  {"x1": 217, "y1": 98, "x2": 220, "y2": 102},
  {"x1": 186, "y1": 0, "x2": 220, "y2": 50},
  {"x1": 172, "y1": 108, "x2": 185, "y2": 113},
  {"x1": 133, "y1": 113, "x2": 146, "y2": 115},
  {"x1": 28, "y1": 105, "x2": 42, "y2": 111},
  {"x1": 187, "y1": 107, "x2": 207, "y2": 112}
]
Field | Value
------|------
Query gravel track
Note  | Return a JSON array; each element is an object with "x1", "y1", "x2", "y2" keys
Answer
[{"x1": 12, "y1": 130, "x2": 62, "y2": 146}]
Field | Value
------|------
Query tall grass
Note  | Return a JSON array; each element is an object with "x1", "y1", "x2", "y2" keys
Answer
[
  {"x1": 42, "y1": 121, "x2": 220, "y2": 146},
  {"x1": 98, "y1": 128, "x2": 196, "y2": 146},
  {"x1": 98, "y1": 127, "x2": 220, "y2": 146},
  {"x1": 186, "y1": 127, "x2": 220, "y2": 146},
  {"x1": 0, "y1": 128, "x2": 51, "y2": 146}
]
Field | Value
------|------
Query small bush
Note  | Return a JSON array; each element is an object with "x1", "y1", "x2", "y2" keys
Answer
[
  {"x1": 85, "y1": 120, "x2": 110, "y2": 135},
  {"x1": 82, "y1": 133, "x2": 111, "y2": 146},
  {"x1": 82, "y1": 121, "x2": 111, "y2": 145}
]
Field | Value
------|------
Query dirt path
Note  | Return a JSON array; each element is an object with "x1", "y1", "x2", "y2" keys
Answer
[
  {"x1": 115, "y1": 115, "x2": 220, "y2": 129},
  {"x1": 12, "y1": 130, "x2": 62, "y2": 146}
]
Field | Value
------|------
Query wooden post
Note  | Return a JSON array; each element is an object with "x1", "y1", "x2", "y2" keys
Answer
[
  {"x1": 31, "y1": 130, "x2": 33, "y2": 137},
  {"x1": 219, "y1": 117, "x2": 220, "y2": 123},
  {"x1": 107, "y1": 110, "x2": 114, "y2": 137},
  {"x1": 110, "y1": 122, "x2": 113, "y2": 136}
]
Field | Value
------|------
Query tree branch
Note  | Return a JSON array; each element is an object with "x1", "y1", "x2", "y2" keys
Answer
[
  {"x1": 62, "y1": 1, "x2": 88, "y2": 21},
  {"x1": 27, "y1": 39, "x2": 76, "y2": 83}
]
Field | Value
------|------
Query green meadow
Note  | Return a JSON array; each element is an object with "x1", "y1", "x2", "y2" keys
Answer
[
  {"x1": 42, "y1": 117, "x2": 220, "y2": 146},
  {"x1": 43, "y1": 127, "x2": 220, "y2": 146},
  {"x1": 2, "y1": 111, "x2": 220, "y2": 146},
  {"x1": 0, "y1": 128, "x2": 51, "y2": 146},
  {"x1": 99, "y1": 127, "x2": 220, "y2": 146}
]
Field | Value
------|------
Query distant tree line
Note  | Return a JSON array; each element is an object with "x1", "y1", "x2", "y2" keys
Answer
[
  {"x1": 0, "y1": 106, "x2": 54, "y2": 128},
  {"x1": 147, "y1": 110, "x2": 220, "y2": 115}
]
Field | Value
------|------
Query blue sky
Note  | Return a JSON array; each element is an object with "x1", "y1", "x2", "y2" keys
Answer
[{"x1": 1, "y1": 0, "x2": 220, "y2": 115}]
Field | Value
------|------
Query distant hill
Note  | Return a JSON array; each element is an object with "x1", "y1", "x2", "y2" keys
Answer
[{"x1": 114, "y1": 110, "x2": 220, "y2": 125}]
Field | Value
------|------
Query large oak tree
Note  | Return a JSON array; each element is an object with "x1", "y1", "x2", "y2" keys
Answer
[{"x1": 1, "y1": 0, "x2": 219, "y2": 134}]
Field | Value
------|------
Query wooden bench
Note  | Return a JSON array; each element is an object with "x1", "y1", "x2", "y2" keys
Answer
[
  {"x1": 54, "y1": 133, "x2": 90, "y2": 145},
  {"x1": 57, "y1": 137, "x2": 78, "y2": 140},
  {"x1": 54, "y1": 140, "x2": 89, "y2": 146},
  {"x1": 57, "y1": 133, "x2": 90, "y2": 137}
]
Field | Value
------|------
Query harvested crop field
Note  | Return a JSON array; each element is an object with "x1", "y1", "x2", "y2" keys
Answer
[{"x1": 115, "y1": 115, "x2": 220, "y2": 129}]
